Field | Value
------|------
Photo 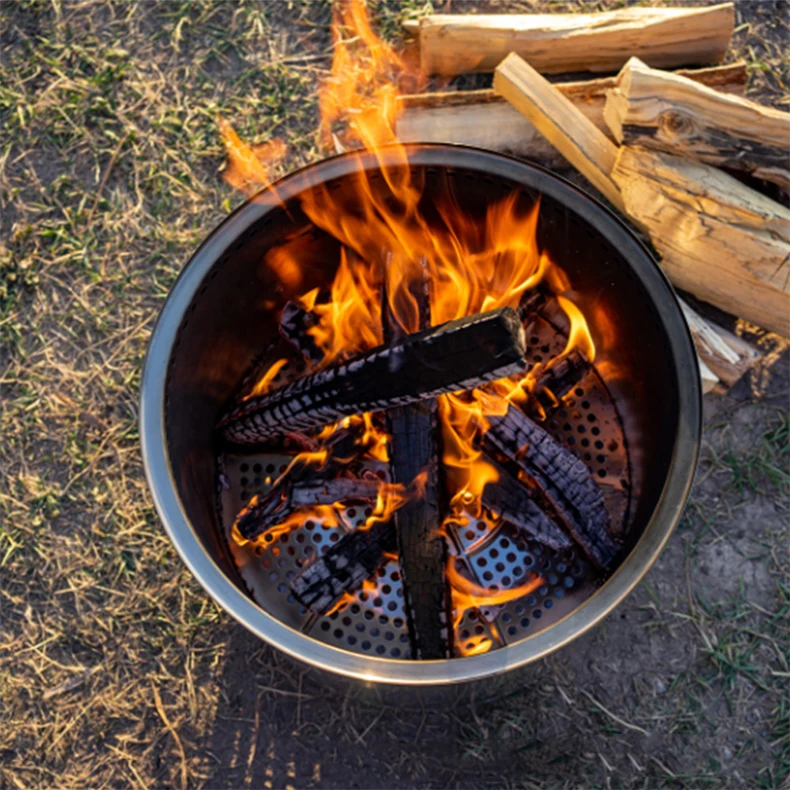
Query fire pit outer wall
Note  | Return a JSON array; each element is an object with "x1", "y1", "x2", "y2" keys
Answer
[{"x1": 140, "y1": 145, "x2": 700, "y2": 686}]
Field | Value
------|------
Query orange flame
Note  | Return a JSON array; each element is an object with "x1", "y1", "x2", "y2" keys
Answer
[
  {"x1": 218, "y1": 117, "x2": 286, "y2": 197},
  {"x1": 447, "y1": 559, "x2": 543, "y2": 630}
]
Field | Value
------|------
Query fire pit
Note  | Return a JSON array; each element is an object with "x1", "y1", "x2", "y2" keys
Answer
[{"x1": 140, "y1": 143, "x2": 700, "y2": 684}]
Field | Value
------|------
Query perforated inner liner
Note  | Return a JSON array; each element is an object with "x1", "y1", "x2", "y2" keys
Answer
[{"x1": 217, "y1": 313, "x2": 631, "y2": 660}]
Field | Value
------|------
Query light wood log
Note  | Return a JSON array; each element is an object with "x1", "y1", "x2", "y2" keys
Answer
[
  {"x1": 679, "y1": 299, "x2": 761, "y2": 390},
  {"x1": 416, "y1": 5, "x2": 735, "y2": 77},
  {"x1": 612, "y1": 147, "x2": 790, "y2": 338},
  {"x1": 605, "y1": 57, "x2": 790, "y2": 190},
  {"x1": 396, "y1": 64, "x2": 746, "y2": 165},
  {"x1": 493, "y1": 53, "x2": 624, "y2": 210}
]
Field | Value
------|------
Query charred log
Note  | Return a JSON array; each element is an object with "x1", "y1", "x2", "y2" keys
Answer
[
  {"x1": 526, "y1": 350, "x2": 589, "y2": 421},
  {"x1": 484, "y1": 405, "x2": 618, "y2": 568},
  {"x1": 279, "y1": 301, "x2": 323, "y2": 364},
  {"x1": 384, "y1": 266, "x2": 452, "y2": 660},
  {"x1": 232, "y1": 476, "x2": 384, "y2": 542},
  {"x1": 219, "y1": 306, "x2": 528, "y2": 445},
  {"x1": 290, "y1": 519, "x2": 397, "y2": 613},
  {"x1": 483, "y1": 461, "x2": 572, "y2": 550}
]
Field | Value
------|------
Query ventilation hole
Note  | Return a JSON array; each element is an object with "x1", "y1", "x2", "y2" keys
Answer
[
  {"x1": 581, "y1": 400, "x2": 591, "y2": 410},
  {"x1": 587, "y1": 413, "x2": 596, "y2": 423},
  {"x1": 533, "y1": 610, "x2": 543, "y2": 619},
  {"x1": 382, "y1": 584, "x2": 392, "y2": 595},
  {"x1": 461, "y1": 629, "x2": 470, "y2": 640},
  {"x1": 483, "y1": 571, "x2": 493, "y2": 582},
  {"x1": 320, "y1": 621, "x2": 330, "y2": 631},
  {"x1": 334, "y1": 629, "x2": 343, "y2": 639},
  {"x1": 597, "y1": 469, "x2": 607, "y2": 478},
  {"x1": 508, "y1": 626, "x2": 517, "y2": 636},
  {"x1": 502, "y1": 576, "x2": 512, "y2": 587},
  {"x1": 474, "y1": 624, "x2": 485, "y2": 636},
  {"x1": 502, "y1": 613, "x2": 512, "y2": 623},
  {"x1": 391, "y1": 648, "x2": 401, "y2": 657},
  {"x1": 376, "y1": 645, "x2": 386, "y2": 655},
  {"x1": 564, "y1": 577, "x2": 575, "y2": 588},
  {"x1": 465, "y1": 530, "x2": 475, "y2": 541},
  {"x1": 574, "y1": 388, "x2": 584, "y2": 397},
  {"x1": 520, "y1": 618, "x2": 530, "y2": 628},
  {"x1": 545, "y1": 599, "x2": 554, "y2": 609},
  {"x1": 347, "y1": 508, "x2": 356, "y2": 518},
  {"x1": 581, "y1": 439, "x2": 590, "y2": 448},
  {"x1": 362, "y1": 641, "x2": 371, "y2": 650},
  {"x1": 384, "y1": 632, "x2": 394, "y2": 642},
  {"x1": 591, "y1": 426, "x2": 601, "y2": 436},
  {"x1": 476, "y1": 521, "x2": 487, "y2": 532},
  {"x1": 240, "y1": 491, "x2": 250, "y2": 502},
  {"x1": 240, "y1": 463, "x2": 249, "y2": 473}
]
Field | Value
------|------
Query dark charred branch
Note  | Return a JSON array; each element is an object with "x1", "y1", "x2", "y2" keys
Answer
[
  {"x1": 290, "y1": 519, "x2": 397, "y2": 613},
  {"x1": 526, "y1": 349, "x2": 589, "y2": 421},
  {"x1": 232, "y1": 476, "x2": 383, "y2": 542},
  {"x1": 219, "y1": 306, "x2": 528, "y2": 445},
  {"x1": 484, "y1": 405, "x2": 618, "y2": 569},
  {"x1": 519, "y1": 287, "x2": 549, "y2": 324},
  {"x1": 384, "y1": 266, "x2": 452, "y2": 660},
  {"x1": 279, "y1": 301, "x2": 323, "y2": 364},
  {"x1": 482, "y1": 461, "x2": 572, "y2": 550}
]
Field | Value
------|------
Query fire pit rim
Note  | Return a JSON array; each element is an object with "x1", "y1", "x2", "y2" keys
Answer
[{"x1": 140, "y1": 143, "x2": 701, "y2": 685}]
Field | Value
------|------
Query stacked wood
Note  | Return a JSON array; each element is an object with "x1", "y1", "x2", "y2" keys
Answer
[
  {"x1": 611, "y1": 147, "x2": 790, "y2": 338},
  {"x1": 605, "y1": 57, "x2": 790, "y2": 190},
  {"x1": 395, "y1": 63, "x2": 747, "y2": 164},
  {"x1": 493, "y1": 52, "x2": 788, "y2": 343},
  {"x1": 410, "y1": 5, "x2": 734, "y2": 77},
  {"x1": 219, "y1": 306, "x2": 528, "y2": 444}
]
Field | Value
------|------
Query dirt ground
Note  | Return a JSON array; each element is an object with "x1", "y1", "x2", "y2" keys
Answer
[{"x1": 1, "y1": 1, "x2": 788, "y2": 788}]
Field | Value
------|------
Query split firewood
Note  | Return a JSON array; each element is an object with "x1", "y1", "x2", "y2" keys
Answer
[
  {"x1": 605, "y1": 57, "x2": 790, "y2": 190},
  {"x1": 412, "y1": 5, "x2": 734, "y2": 77},
  {"x1": 279, "y1": 301, "x2": 323, "y2": 364},
  {"x1": 612, "y1": 148, "x2": 790, "y2": 338},
  {"x1": 396, "y1": 63, "x2": 746, "y2": 164},
  {"x1": 493, "y1": 52, "x2": 625, "y2": 210},
  {"x1": 232, "y1": 476, "x2": 384, "y2": 542},
  {"x1": 679, "y1": 300, "x2": 760, "y2": 391},
  {"x1": 219, "y1": 305, "x2": 528, "y2": 444},
  {"x1": 290, "y1": 519, "x2": 397, "y2": 614},
  {"x1": 382, "y1": 267, "x2": 451, "y2": 660},
  {"x1": 485, "y1": 405, "x2": 618, "y2": 569},
  {"x1": 494, "y1": 53, "x2": 788, "y2": 343},
  {"x1": 525, "y1": 349, "x2": 589, "y2": 421}
]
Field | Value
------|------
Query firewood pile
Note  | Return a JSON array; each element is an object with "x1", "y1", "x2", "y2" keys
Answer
[{"x1": 400, "y1": 2, "x2": 790, "y2": 394}]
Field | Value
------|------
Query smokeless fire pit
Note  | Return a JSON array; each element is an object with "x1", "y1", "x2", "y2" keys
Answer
[{"x1": 140, "y1": 144, "x2": 700, "y2": 685}]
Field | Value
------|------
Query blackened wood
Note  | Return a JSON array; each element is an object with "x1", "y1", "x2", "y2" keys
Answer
[
  {"x1": 484, "y1": 405, "x2": 618, "y2": 568},
  {"x1": 526, "y1": 350, "x2": 589, "y2": 420},
  {"x1": 290, "y1": 519, "x2": 397, "y2": 613},
  {"x1": 483, "y1": 460, "x2": 572, "y2": 550},
  {"x1": 384, "y1": 269, "x2": 452, "y2": 660},
  {"x1": 219, "y1": 306, "x2": 527, "y2": 445},
  {"x1": 279, "y1": 302, "x2": 323, "y2": 364},
  {"x1": 233, "y1": 476, "x2": 383, "y2": 542}
]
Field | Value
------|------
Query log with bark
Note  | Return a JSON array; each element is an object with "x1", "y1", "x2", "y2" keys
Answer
[
  {"x1": 279, "y1": 301, "x2": 323, "y2": 364},
  {"x1": 484, "y1": 405, "x2": 618, "y2": 569},
  {"x1": 411, "y1": 5, "x2": 735, "y2": 77},
  {"x1": 219, "y1": 306, "x2": 528, "y2": 444},
  {"x1": 605, "y1": 57, "x2": 790, "y2": 190},
  {"x1": 382, "y1": 267, "x2": 451, "y2": 660},
  {"x1": 395, "y1": 63, "x2": 747, "y2": 165}
]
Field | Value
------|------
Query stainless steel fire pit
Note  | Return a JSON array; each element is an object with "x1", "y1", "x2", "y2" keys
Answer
[{"x1": 140, "y1": 144, "x2": 701, "y2": 685}]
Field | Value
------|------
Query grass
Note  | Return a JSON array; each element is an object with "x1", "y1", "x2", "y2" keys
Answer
[{"x1": 1, "y1": 1, "x2": 789, "y2": 788}]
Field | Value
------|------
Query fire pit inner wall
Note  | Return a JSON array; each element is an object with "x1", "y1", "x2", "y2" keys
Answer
[{"x1": 144, "y1": 145, "x2": 700, "y2": 684}]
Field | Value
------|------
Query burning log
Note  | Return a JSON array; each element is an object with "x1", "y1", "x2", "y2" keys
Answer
[
  {"x1": 220, "y1": 306, "x2": 528, "y2": 445},
  {"x1": 525, "y1": 349, "x2": 589, "y2": 421},
  {"x1": 482, "y1": 460, "x2": 571, "y2": 551},
  {"x1": 411, "y1": 5, "x2": 734, "y2": 77},
  {"x1": 485, "y1": 405, "x2": 618, "y2": 569},
  {"x1": 383, "y1": 269, "x2": 451, "y2": 660},
  {"x1": 605, "y1": 58, "x2": 790, "y2": 190},
  {"x1": 395, "y1": 63, "x2": 747, "y2": 165},
  {"x1": 290, "y1": 519, "x2": 396, "y2": 614},
  {"x1": 289, "y1": 459, "x2": 571, "y2": 614},
  {"x1": 279, "y1": 301, "x2": 323, "y2": 364},
  {"x1": 233, "y1": 476, "x2": 384, "y2": 542}
]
